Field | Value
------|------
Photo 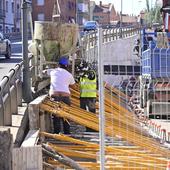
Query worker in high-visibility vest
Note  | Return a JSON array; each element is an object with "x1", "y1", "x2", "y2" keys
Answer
[{"x1": 80, "y1": 69, "x2": 97, "y2": 132}]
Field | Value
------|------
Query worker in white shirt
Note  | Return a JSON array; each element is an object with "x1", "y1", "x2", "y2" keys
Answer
[{"x1": 44, "y1": 56, "x2": 75, "y2": 134}]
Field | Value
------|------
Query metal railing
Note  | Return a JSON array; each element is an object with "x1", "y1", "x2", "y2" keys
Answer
[
  {"x1": 81, "y1": 26, "x2": 140, "y2": 50},
  {"x1": 0, "y1": 55, "x2": 35, "y2": 126}
]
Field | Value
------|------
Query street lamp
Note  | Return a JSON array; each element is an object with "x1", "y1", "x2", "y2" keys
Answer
[{"x1": 21, "y1": 0, "x2": 33, "y2": 103}]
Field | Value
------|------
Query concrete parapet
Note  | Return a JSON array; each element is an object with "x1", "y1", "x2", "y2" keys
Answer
[{"x1": 0, "y1": 127, "x2": 13, "y2": 170}]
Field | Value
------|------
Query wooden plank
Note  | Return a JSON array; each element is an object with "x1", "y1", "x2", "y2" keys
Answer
[
  {"x1": 28, "y1": 95, "x2": 47, "y2": 130},
  {"x1": 12, "y1": 146, "x2": 42, "y2": 170},
  {"x1": 22, "y1": 130, "x2": 39, "y2": 147}
]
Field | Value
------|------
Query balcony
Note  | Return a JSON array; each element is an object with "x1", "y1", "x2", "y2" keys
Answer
[{"x1": 0, "y1": 9, "x2": 5, "y2": 18}]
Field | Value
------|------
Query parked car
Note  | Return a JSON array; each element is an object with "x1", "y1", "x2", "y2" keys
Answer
[
  {"x1": 83, "y1": 21, "x2": 99, "y2": 31},
  {"x1": 0, "y1": 32, "x2": 11, "y2": 59}
]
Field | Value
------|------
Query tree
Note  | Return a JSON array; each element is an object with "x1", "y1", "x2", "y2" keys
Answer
[
  {"x1": 144, "y1": 0, "x2": 163, "y2": 27},
  {"x1": 146, "y1": 0, "x2": 150, "y2": 12}
]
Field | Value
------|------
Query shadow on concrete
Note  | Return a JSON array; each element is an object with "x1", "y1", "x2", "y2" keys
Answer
[{"x1": 0, "y1": 58, "x2": 22, "y2": 63}]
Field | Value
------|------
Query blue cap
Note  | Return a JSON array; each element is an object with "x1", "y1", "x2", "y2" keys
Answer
[{"x1": 59, "y1": 57, "x2": 69, "y2": 65}]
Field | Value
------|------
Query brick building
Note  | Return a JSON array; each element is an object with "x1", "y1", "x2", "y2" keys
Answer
[
  {"x1": 32, "y1": 0, "x2": 76, "y2": 23},
  {"x1": 93, "y1": 1, "x2": 119, "y2": 26},
  {"x1": 122, "y1": 14, "x2": 138, "y2": 26}
]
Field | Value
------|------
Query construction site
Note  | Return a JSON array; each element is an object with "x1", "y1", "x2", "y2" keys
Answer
[{"x1": 0, "y1": 0, "x2": 170, "y2": 170}]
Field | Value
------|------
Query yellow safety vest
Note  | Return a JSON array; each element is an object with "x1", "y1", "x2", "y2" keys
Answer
[{"x1": 80, "y1": 76, "x2": 97, "y2": 98}]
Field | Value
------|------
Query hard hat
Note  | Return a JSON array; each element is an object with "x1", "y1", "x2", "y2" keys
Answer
[
  {"x1": 59, "y1": 56, "x2": 69, "y2": 65},
  {"x1": 80, "y1": 60, "x2": 88, "y2": 70},
  {"x1": 88, "y1": 70, "x2": 96, "y2": 80}
]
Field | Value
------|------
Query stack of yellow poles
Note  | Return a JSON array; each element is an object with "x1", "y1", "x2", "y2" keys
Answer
[
  {"x1": 40, "y1": 84, "x2": 170, "y2": 169},
  {"x1": 40, "y1": 132, "x2": 169, "y2": 169},
  {"x1": 40, "y1": 98, "x2": 170, "y2": 157}
]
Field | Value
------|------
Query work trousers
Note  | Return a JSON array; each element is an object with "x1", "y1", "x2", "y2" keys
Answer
[
  {"x1": 80, "y1": 98, "x2": 96, "y2": 113},
  {"x1": 52, "y1": 96, "x2": 71, "y2": 134},
  {"x1": 80, "y1": 97, "x2": 96, "y2": 132}
]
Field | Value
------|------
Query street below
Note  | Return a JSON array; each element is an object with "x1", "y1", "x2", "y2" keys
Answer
[{"x1": 0, "y1": 40, "x2": 22, "y2": 80}]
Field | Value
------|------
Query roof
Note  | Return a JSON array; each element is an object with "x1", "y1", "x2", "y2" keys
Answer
[
  {"x1": 93, "y1": 3, "x2": 112, "y2": 13},
  {"x1": 122, "y1": 15, "x2": 137, "y2": 23},
  {"x1": 93, "y1": 5, "x2": 103, "y2": 13}
]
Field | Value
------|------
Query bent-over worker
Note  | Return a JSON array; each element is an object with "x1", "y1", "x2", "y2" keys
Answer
[{"x1": 45, "y1": 56, "x2": 75, "y2": 134}]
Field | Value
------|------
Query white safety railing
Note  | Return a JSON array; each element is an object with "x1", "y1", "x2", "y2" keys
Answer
[
  {"x1": 81, "y1": 26, "x2": 140, "y2": 63},
  {"x1": 81, "y1": 26, "x2": 140, "y2": 49}
]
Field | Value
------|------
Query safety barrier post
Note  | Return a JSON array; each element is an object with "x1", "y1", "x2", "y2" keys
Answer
[
  {"x1": 161, "y1": 129, "x2": 167, "y2": 141},
  {"x1": 156, "y1": 125, "x2": 161, "y2": 137},
  {"x1": 168, "y1": 132, "x2": 170, "y2": 142}
]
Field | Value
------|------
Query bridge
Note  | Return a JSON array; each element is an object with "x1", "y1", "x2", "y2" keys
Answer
[{"x1": 0, "y1": 27, "x2": 170, "y2": 170}]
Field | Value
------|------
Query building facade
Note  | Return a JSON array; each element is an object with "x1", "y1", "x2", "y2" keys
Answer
[
  {"x1": 0, "y1": 0, "x2": 6, "y2": 32},
  {"x1": 93, "y1": 1, "x2": 119, "y2": 26},
  {"x1": 0, "y1": 0, "x2": 21, "y2": 33},
  {"x1": 77, "y1": 0, "x2": 90, "y2": 25},
  {"x1": 32, "y1": 0, "x2": 76, "y2": 23},
  {"x1": 13, "y1": 0, "x2": 21, "y2": 32}
]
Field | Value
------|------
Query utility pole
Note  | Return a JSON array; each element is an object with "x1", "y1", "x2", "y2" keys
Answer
[
  {"x1": 21, "y1": 0, "x2": 33, "y2": 103},
  {"x1": 76, "y1": 0, "x2": 78, "y2": 24},
  {"x1": 120, "y1": 0, "x2": 123, "y2": 38},
  {"x1": 98, "y1": 28, "x2": 105, "y2": 170}
]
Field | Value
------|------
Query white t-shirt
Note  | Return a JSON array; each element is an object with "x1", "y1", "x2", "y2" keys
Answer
[{"x1": 47, "y1": 68, "x2": 75, "y2": 95}]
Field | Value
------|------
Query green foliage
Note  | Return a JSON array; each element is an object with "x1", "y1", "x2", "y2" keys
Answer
[{"x1": 144, "y1": 5, "x2": 163, "y2": 27}]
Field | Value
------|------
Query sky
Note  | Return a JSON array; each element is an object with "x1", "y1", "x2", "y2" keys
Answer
[{"x1": 94, "y1": 0, "x2": 157, "y2": 15}]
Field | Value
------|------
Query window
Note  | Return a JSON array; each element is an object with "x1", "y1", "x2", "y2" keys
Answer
[
  {"x1": 6, "y1": 1, "x2": 8, "y2": 12},
  {"x1": 104, "y1": 65, "x2": 141, "y2": 75},
  {"x1": 112, "y1": 65, "x2": 118, "y2": 75},
  {"x1": 104, "y1": 65, "x2": 111, "y2": 74},
  {"x1": 12, "y1": 2, "x2": 14, "y2": 13},
  {"x1": 127, "y1": 66, "x2": 133, "y2": 75},
  {"x1": 37, "y1": 0, "x2": 44, "y2": 6},
  {"x1": 37, "y1": 13, "x2": 44, "y2": 21},
  {"x1": 71, "y1": 2, "x2": 75, "y2": 10},
  {"x1": 78, "y1": 3, "x2": 88, "y2": 12},
  {"x1": 68, "y1": 1, "x2": 71, "y2": 10},
  {"x1": 134, "y1": 66, "x2": 141, "y2": 75},
  {"x1": 6, "y1": 26, "x2": 8, "y2": 33},
  {"x1": 119, "y1": 65, "x2": 126, "y2": 75}
]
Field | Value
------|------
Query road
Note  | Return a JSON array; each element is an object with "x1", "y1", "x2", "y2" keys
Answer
[{"x1": 0, "y1": 41, "x2": 22, "y2": 80}]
